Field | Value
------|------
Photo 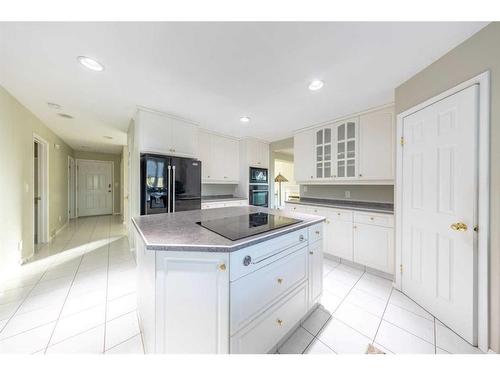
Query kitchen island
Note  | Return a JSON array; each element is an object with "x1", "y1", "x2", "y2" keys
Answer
[{"x1": 132, "y1": 206, "x2": 324, "y2": 354}]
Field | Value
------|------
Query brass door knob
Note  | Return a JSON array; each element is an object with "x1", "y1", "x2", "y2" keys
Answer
[
  {"x1": 451, "y1": 222, "x2": 468, "y2": 232},
  {"x1": 276, "y1": 319, "x2": 284, "y2": 327},
  {"x1": 218, "y1": 263, "x2": 226, "y2": 271}
]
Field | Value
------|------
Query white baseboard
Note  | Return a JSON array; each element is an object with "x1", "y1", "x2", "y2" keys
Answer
[{"x1": 50, "y1": 220, "x2": 69, "y2": 242}]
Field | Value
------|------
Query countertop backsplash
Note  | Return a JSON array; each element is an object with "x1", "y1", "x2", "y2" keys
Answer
[{"x1": 299, "y1": 184, "x2": 394, "y2": 204}]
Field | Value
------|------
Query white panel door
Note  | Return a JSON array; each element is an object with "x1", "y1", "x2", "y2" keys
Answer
[
  {"x1": 401, "y1": 85, "x2": 478, "y2": 344},
  {"x1": 77, "y1": 160, "x2": 113, "y2": 217}
]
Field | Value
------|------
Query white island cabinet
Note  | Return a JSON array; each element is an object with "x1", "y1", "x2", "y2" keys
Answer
[{"x1": 133, "y1": 209, "x2": 323, "y2": 354}]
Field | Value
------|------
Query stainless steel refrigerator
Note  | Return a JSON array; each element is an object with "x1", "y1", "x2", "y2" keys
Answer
[{"x1": 140, "y1": 154, "x2": 201, "y2": 215}]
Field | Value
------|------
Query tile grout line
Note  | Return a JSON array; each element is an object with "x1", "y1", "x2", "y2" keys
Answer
[
  {"x1": 371, "y1": 287, "x2": 394, "y2": 346},
  {"x1": 102, "y1": 216, "x2": 112, "y2": 353},
  {"x1": 0, "y1": 218, "x2": 85, "y2": 340},
  {"x1": 433, "y1": 317, "x2": 437, "y2": 354},
  {"x1": 310, "y1": 269, "x2": 367, "y2": 353},
  {"x1": 43, "y1": 217, "x2": 97, "y2": 353},
  {"x1": 104, "y1": 332, "x2": 142, "y2": 353}
]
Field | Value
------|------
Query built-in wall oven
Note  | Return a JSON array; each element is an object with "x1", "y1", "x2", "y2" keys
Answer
[{"x1": 249, "y1": 184, "x2": 269, "y2": 207}]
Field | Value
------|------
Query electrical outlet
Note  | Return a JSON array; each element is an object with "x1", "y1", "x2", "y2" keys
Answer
[
  {"x1": 345, "y1": 190, "x2": 351, "y2": 198},
  {"x1": 303, "y1": 186, "x2": 308, "y2": 192},
  {"x1": 58, "y1": 215, "x2": 62, "y2": 222}
]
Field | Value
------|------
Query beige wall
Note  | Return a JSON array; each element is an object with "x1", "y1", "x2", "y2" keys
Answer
[
  {"x1": 0, "y1": 85, "x2": 74, "y2": 273},
  {"x1": 395, "y1": 22, "x2": 500, "y2": 352},
  {"x1": 74, "y1": 151, "x2": 122, "y2": 214}
]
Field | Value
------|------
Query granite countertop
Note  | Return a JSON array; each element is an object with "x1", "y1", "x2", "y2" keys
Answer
[
  {"x1": 132, "y1": 206, "x2": 324, "y2": 252},
  {"x1": 285, "y1": 197, "x2": 394, "y2": 214},
  {"x1": 201, "y1": 195, "x2": 247, "y2": 203}
]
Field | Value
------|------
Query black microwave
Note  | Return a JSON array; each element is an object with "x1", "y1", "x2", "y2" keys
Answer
[{"x1": 249, "y1": 167, "x2": 268, "y2": 184}]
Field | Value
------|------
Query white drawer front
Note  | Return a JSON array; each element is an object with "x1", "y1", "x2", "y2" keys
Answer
[
  {"x1": 308, "y1": 223, "x2": 323, "y2": 244},
  {"x1": 326, "y1": 208, "x2": 353, "y2": 223},
  {"x1": 230, "y1": 228, "x2": 308, "y2": 281},
  {"x1": 230, "y1": 247, "x2": 307, "y2": 334},
  {"x1": 230, "y1": 283, "x2": 308, "y2": 354},
  {"x1": 353, "y1": 212, "x2": 394, "y2": 227}
]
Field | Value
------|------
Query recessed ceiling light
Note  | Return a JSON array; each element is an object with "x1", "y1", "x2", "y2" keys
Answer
[
  {"x1": 103, "y1": 136, "x2": 113, "y2": 140},
  {"x1": 57, "y1": 113, "x2": 73, "y2": 119},
  {"x1": 240, "y1": 116, "x2": 250, "y2": 123},
  {"x1": 308, "y1": 80, "x2": 324, "y2": 91},
  {"x1": 77, "y1": 56, "x2": 105, "y2": 72},
  {"x1": 47, "y1": 102, "x2": 61, "y2": 110}
]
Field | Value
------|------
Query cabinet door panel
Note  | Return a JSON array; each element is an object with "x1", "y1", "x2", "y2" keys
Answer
[
  {"x1": 358, "y1": 109, "x2": 394, "y2": 180},
  {"x1": 294, "y1": 131, "x2": 315, "y2": 181},
  {"x1": 139, "y1": 111, "x2": 173, "y2": 153},
  {"x1": 199, "y1": 132, "x2": 212, "y2": 180},
  {"x1": 328, "y1": 219, "x2": 353, "y2": 260},
  {"x1": 170, "y1": 118, "x2": 198, "y2": 157},
  {"x1": 353, "y1": 224, "x2": 394, "y2": 274},
  {"x1": 308, "y1": 240, "x2": 323, "y2": 307},
  {"x1": 155, "y1": 252, "x2": 229, "y2": 353}
]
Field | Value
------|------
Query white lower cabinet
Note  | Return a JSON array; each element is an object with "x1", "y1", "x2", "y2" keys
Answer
[
  {"x1": 285, "y1": 202, "x2": 394, "y2": 274},
  {"x1": 136, "y1": 224, "x2": 323, "y2": 354},
  {"x1": 308, "y1": 240, "x2": 323, "y2": 307},
  {"x1": 230, "y1": 283, "x2": 308, "y2": 354},
  {"x1": 328, "y1": 218, "x2": 354, "y2": 260},
  {"x1": 353, "y1": 223, "x2": 394, "y2": 274},
  {"x1": 201, "y1": 199, "x2": 247, "y2": 209},
  {"x1": 155, "y1": 251, "x2": 230, "y2": 354}
]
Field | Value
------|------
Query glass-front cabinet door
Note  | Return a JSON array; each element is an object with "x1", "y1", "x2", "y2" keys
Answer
[
  {"x1": 315, "y1": 127, "x2": 332, "y2": 179},
  {"x1": 335, "y1": 119, "x2": 358, "y2": 178}
]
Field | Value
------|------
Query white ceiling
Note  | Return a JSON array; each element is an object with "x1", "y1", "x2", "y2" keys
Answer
[{"x1": 0, "y1": 22, "x2": 488, "y2": 154}]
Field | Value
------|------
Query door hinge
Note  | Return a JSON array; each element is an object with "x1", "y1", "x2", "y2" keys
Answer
[
  {"x1": 400, "y1": 264, "x2": 403, "y2": 274},
  {"x1": 400, "y1": 137, "x2": 405, "y2": 146}
]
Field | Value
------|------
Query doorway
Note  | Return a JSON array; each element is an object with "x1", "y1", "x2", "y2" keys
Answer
[
  {"x1": 77, "y1": 159, "x2": 114, "y2": 217},
  {"x1": 33, "y1": 134, "x2": 49, "y2": 249},
  {"x1": 396, "y1": 72, "x2": 490, "y2": 351}
]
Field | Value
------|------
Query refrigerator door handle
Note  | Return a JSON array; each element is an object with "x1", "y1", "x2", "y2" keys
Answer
[
  {"x1": 167, "y1": 165, "x2": 171, "y2": 212},
  {"x1": 172, "y1": 166, "x2": 176, "y2": 212}
]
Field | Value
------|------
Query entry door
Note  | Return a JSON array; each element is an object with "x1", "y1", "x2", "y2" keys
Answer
[
  {"x1": 78, "y1": 160, "x2": 113, "y2": 216},
  {"x1": 401, "y1": 85, "x2": 478, "y2": 344}
]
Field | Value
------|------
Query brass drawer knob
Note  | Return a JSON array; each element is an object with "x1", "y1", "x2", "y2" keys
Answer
[
  {"x1": 218, "y1": 263, "x2": 226, "y2": 271},
  {"x1": 370, "y1": 217, "x2": 374, "y2": 221},
  {"x1": 315, "y1": 230, "x2": 320, "y2": 235},
  {"x1": 276, "y1": 319, "x2": 284, "y2": 327},
  {"x1": 309, "y1": 251, "x2": 314, "y2": 255},
  {"x1": 277, "y1": 278, "x2": 283, "y2": 284}
]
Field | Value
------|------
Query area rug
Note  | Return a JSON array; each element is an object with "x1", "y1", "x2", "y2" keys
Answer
[{"x1": 366, "y1": 343, "x2": 386, "y2": 354}]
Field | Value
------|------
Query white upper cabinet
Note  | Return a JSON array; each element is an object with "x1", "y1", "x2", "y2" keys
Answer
[
  {"x1": 294, "y1": 129, "x2": 315, "y2": 182},
  {"x1": 137, "y1": 109, "x2": 198, "y2": 158},
  {"x1": 315, "y1": 127, "x2": 333, "y2": 179},
  {"x1": 246, "y1": 138, "x2": 269, "y2": 168},
  {"x1": 334, "y1": 118, "x2": 358, "y2": 179},
  {"x1": 358, "y1": 107, "x2": 395, "y2": 181},
  {"x1": 199, "y1": 131, "x2": 239, "y2": 183},
  {"x1": 293, "y1": 106, "x2": 394, "y2": 184}
]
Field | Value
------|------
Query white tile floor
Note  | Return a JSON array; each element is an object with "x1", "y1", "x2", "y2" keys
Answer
[
  {"x1": 0, "y1": 215, "x2": 143, "y2": 354},
  {"x1": 0, "y1": 216, "x2": 483, "y2": 354},
  {"x1": 277, "y1": 258, "x2": 484, "y2": 354}
]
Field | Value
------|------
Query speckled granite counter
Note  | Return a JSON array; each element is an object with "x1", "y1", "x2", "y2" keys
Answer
[
  {"x1": 285, "y1": 197, "x2": 394, "y2": 214},
  {"x1": 201, "y1": 195, "x2": 247, "y2": 203},
  {"x1": 132, "y1": 206, "x2": 324, "y2": 252}
]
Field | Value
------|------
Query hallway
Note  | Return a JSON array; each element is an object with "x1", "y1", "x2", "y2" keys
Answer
[{"x1": 0, "y1": 215, "x2": 142, "y2": 353}]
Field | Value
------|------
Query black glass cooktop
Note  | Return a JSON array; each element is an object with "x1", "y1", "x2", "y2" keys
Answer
[{"x1": 196, "y1": 212, "x2": 302, "y2": 241}]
